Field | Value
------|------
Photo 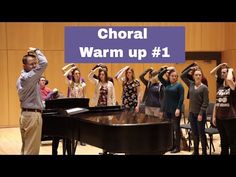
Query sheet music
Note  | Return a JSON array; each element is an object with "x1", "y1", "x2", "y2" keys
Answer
[{"x1": 65, "y1": 107, "x2": 89, "y2": 115}]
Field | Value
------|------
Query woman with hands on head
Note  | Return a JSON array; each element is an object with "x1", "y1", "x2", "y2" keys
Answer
[
  {"x1": 181, "y1": 66, "x2": 209, "y2": 155},
  {"x1": 139, "y1": 67, "x2": 164, "y2": 119},
  {"x1": 210, "y1": 63, "x2": 236, "y2": 155},
  {"x1": 62, "y1": 63, "x2": 86, "y2": 98},
  {"x1": 158, "y1": 66, "x2": 184, "y2": 153},
  {"x1": 115, "y1": 66, "x2": 142, "y2": 113},
  {"x1": 88, "y1": 66, "x2": 116, "y2": 106}
]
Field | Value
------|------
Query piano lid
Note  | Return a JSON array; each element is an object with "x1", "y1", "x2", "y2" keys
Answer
[{"x1": 73, "y1": 110, "x2": 168, "y2": 126}]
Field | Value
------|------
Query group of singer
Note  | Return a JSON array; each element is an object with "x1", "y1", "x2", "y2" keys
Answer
[{"x1": 17, "y1": 48, "x2": 236, "y2": 155}]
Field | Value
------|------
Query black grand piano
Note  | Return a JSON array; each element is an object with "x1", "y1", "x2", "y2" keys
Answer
[{"x1": 42, "y1": 98, "x2": 173, "y2": 155}]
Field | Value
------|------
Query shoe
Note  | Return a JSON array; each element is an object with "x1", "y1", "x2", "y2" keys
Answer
[
  {"x1": 168, "y1": 147, "x2": 175, "y2": 151},
  {"x1": 108, "y1": 152, "x2": 115, "y2": 155},
  {"x1": 99, "y1": 150, "x2": 109, "y2": 155},
  {"x1": 171, "y1": 148, "x2": 180, "y2": 153}
]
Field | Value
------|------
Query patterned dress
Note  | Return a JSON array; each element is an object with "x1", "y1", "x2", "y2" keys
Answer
[
  {"x1": 97, "y1": 85, "x2": 108, "y2": 106},
  {"x1": 122, "y1": 79, "x2": 140, "y2": 109}
]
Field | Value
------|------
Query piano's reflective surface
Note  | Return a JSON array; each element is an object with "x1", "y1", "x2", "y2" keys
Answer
[{"x1": 42, "y1": 98, "x2": 173, "y2": 155}]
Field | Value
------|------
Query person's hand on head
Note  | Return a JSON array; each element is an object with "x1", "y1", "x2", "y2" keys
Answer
[
  {"x1": 190, "y1": 66, "x2": 198, "y2": 70},
  {"x1": 167, "y1": 66, "x2": 175, "y2": 71},
  {"x1": 148, "y1": 67, "x2": 154, "y2": 75},
  {"x1": 72, "y1": 66, "x2": 77, "y2": 70},
  {"x1": 161, "y1": 65, "x2": 168, "y2": 69},
  {"x1": 100, "y1": 63, "x2": 106, "y2": 68},
  {"x1": 28, "y1": 47, "x2": 37, "y2": 52},
  {"x1": 93, "y1": 63, "x2": 103, "y2": 70},
  {"x1": 98, "y1": 66, "x2": 103, "y2": 70},
  {"x1": 221, "y1": 63, "x2": 228, "y2": 69},
  {"x1": 125, "y1": 66, "x2": 130, "y2": 70}
]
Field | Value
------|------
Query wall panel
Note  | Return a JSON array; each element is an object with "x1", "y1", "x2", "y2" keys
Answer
[
  {"x1": 7, "y1": 23, "x2": 44, "y2": 50},
  {"x1": 202, "y1": 23, "x2": 225, "y2": 51},
  {"x1": 0, "y1": 51, "x2": 9, "y2": 126},
  {"x1": 185, "y1": 23, "x2": 202, "y2": 51},
  {"x1": 43, "y1": 22, "x2": 77, "y2": 50},
  {"x1": 0, "y1": 23, "x2": 7, "y2": 49},
  {"x1": 225, "y1": 23, "x2": 236, "y2": 50},
  {"x1": 43, "y1": 51, "x2": 67, "y2": 96},
  {"x1": 222, "y1": 50, "x2": 236, "y2": 70}
]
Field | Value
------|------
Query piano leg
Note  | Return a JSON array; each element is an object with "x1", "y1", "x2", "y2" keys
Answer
[
  {"x1": 52, "y1": 137, "x2": 60, "y2": 155},
  {"x1": 62, "y1": 138, "x2": 72, "y2": 155},
  {"x1": 62, "y1": 138, "x2": 66, "y2": 155},
  {"x1": 52, "y1": 137, "x2": 68, "y2": 155},
  {"x1": 66, "y1": 139, "x2": 72, "y2": 155},
  {"x1": 71, "y1": 139, "x2": 78, "y2": 155}
]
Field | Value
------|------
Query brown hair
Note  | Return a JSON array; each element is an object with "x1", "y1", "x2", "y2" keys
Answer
[
  {"x1": 169, "y1": 69, "x2": 178, "y2": 76},
  {"x1": 125, "y1": 67, "x2": 135, "y2": 81},
  {"x1": 71, "y1": 68, "x2": 80, "y2": 83},
  {"x1": 22, "y1": 54, "x2": 36, "y2": 64},
  {"x1": 39, "y1": 76, "x2": 49, "y2": 85},
  {"x1": 98, "y1": 69, "x2": 108, "y2": 83},
  {"x1": 192, "y1": 68, "x2": 203, "y2": 76},
  {"x1": 167, "y1": 69, "x2": 178, "y2": 82}
]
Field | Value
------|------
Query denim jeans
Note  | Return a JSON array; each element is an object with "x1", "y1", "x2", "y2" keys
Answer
[{"x1": 189, "y1": 112, "x2": 207, "y2": 155}]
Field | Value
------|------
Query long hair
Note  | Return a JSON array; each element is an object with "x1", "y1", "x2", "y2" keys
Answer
[
  {"x1": 98, "y1": 68, "x2": 108, "y2": 83},
  {"x1": 125, "y1": 67, "x2": 135, "y2": 82},
  {"x1": 70, "y1": 68, "x2": 82, "y2": 89},
  {"x1": 71, "y1": 68, "x2": 80, "y2": 83}
]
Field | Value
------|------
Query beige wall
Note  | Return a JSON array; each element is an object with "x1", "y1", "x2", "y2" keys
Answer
[{"x1": 0, "y1": 22, "x2": 234, "y2": 127}]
